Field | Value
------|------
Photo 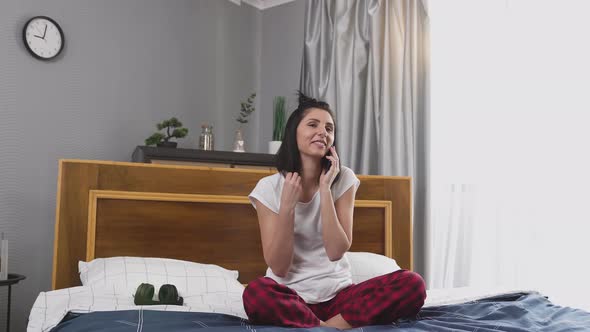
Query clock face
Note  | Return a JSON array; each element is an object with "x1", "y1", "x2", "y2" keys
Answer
[{"x1": 23, "y1": 16, "x2": 64, "y2": 60}]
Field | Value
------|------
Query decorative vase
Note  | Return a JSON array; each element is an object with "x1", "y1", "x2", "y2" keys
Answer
[
  {"x1": 268, "y1": 141, "x2": 281, "y2": 154},
  {"x1": 233, "y1": 127, "x2": 246, "y2": 152}
]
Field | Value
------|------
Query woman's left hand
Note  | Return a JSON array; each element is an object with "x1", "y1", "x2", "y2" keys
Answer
[{"x1": 320, "y1": 146, "x2": 340, "y2": 191}]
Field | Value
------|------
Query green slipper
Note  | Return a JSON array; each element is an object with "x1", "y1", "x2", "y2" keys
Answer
[
  {"x1": 158, "y1": 284, "x2": 184, "y2": 305},
  {"x1": 133, "y1": 283, "x2": 157, "y2": 305}
]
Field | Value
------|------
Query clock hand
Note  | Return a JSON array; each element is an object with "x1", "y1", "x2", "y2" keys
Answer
[
  {"x1": 33, "y1": 34, "x2": 43, "y2": 39},
  {"x1": 42, "y1": 24, "x2": 47, "y2": 39}
]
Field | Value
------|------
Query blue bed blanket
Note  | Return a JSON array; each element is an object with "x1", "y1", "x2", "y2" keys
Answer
[{"x1": 50, "y1": 292, "x2": 590, "y2": 332}]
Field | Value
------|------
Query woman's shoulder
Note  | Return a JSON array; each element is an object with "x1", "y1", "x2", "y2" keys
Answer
[
  {"x1": 339, "y1": 165, "x2": 357, "y2": 178},
  {"x1": 340, "y1": 165, "x2": 353, "y2": 173},
  {"x1": 332, "y1": 166, "x2": 360, "y2": 199},
  {"x1": 249, "y1": 172, "x2": 282, "y2": 212},
  {"x1": 256, "y1": 171, "x2": 283, "y2": 187}
]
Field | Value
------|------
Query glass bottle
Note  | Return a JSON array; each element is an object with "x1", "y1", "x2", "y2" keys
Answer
[{"x1": 199, "y1": 123, "x2": 214, "y2": 151}]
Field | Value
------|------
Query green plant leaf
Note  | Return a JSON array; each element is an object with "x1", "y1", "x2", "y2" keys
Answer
[
  {"x1": 236, "y1": 92, "x2": 256, "y2": 124},
  {"x1": 172, "y1": 128, "x2": 188, "y2": 138},
  {"x1": 169, "y1": 117, "x2": 182, "y2": 128},
  {"x1": 145, "y1": 132, "x2": 165, "y2": 146},
  {"x1": 273, "y1": 96, "x2": 286, "y2": 141}
]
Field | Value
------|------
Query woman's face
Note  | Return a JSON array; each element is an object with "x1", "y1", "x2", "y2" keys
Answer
[{"x1": 296, "y1": 108, "x2": 335, "y2": 159}]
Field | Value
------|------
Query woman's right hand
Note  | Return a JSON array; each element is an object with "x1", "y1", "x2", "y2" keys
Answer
[{"x1": 280, "y1": 172, "x2": 302, "y2": 212}]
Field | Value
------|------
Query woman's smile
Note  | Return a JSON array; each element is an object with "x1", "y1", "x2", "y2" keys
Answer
[{"x1": 312, "y1": 140, "x2": 327, "y2": 149}]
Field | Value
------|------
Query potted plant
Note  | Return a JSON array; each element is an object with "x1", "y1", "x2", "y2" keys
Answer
[
  {"x1": 233, "y1": 92, "x2": 256, "y2": 152},
  {"x1": 269, "y1": 96, "x2": 286, "y2": 154},
  {"x1": 145, "y1": 117, "x2": 189, "y2": 148}
]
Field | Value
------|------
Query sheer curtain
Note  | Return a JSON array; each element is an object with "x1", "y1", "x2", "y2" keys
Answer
[
  {"x1": 300, "y1": 0, "x2": 430, "y2": 276},
  {"x1": 429, "y1": 0, "x2": 590, "y2": 311}
]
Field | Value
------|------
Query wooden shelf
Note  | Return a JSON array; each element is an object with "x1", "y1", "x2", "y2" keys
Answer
[{"x1": 132, "y1": 146, "x2": 276, "y2": 171}]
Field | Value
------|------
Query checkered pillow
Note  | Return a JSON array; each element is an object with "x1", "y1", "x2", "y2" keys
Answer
[
  {"x1": 79, "y1": 257, "x2": 243, "y2": 297},
  {"x1": 346, "y1": 252, "x2": 401, "y2": 284}
]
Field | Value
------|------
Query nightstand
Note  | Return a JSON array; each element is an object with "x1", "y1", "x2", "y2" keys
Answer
[{"x1": 0, "y1": 274, "x2": 25, "y2": 332}]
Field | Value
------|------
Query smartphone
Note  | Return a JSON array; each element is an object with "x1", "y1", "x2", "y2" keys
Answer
[{"x1": 321, "y1": 147, "x2": 333, "y2": 174}]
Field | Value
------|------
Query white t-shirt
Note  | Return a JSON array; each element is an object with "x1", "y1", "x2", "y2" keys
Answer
[{"x1": 248, "y1": 166, "x2": 361, "y2": 304}]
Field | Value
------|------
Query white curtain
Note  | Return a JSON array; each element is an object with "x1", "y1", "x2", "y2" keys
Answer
[
  {"x1": 429, "y1": 0, "x2": 590, "y2": 311},
  {"x1": 300, "y1": 0, "x2": 430, "y2": 276}
]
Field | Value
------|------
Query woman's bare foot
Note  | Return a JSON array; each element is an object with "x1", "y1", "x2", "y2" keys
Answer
[{"x1": 324, "y1": 314, "x2": 352, "y2": 330}]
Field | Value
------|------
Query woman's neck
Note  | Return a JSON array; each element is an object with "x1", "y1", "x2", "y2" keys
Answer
[{"x1": 300, "y1": 155, "x2": 321, "y2": 190}]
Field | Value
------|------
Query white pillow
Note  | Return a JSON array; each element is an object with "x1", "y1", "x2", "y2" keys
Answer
[
  {"x1": 79, "y1": 257, "x2": 244, "y2": 297},
  {"x1": 346, "y1": 252, "x2": 401, "y2": 284}
]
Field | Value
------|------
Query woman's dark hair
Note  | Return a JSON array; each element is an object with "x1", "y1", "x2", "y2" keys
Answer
[{"x1": 275, "y1": 91, "x2": 341, "y2": 186}]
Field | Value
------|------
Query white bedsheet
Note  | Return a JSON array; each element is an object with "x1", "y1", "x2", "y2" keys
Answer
[
  {"x1": 27, "y1": 284, "x2": 532, "y2": 332},
  {"x1": 27, "y1": 285, "x2": 247, "y2": 332}
]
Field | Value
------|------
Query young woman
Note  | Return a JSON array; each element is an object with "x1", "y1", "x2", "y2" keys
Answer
[{"x1": 243, "y1": 93, "x2": 426, "y2": 329}]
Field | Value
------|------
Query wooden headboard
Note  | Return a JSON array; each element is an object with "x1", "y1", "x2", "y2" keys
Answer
[{"x1": 52, "y1": 159, "x2": 413, "y2": 290}]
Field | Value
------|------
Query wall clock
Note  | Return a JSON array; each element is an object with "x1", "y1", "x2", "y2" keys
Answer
[{"x1": 23, "y1": 16, "x2": 65, "y2": 61}]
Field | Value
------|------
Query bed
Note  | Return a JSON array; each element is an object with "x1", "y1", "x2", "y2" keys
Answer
[{"x1": 27, "y1": 160, "x2": 590, "y2": 331}]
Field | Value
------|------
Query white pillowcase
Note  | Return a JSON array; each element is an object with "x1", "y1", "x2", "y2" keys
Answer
[
  {"x1": 346, "y1": 252, "x2": 401, "y2": 284},
  {"x1": 79, "y1": 257, "x2": 244, "y2": 297}
]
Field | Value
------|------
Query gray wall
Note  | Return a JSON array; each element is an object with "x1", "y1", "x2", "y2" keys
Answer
[
  {"x1": 255, "y1": 0, "x2": 305, "y2": 153},
  {"x1": 0, "y1": 0, "x2": 259, "y2": 330}
]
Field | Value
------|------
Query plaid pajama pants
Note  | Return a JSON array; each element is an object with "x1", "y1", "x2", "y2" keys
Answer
[{"x1": 242, "y1": 269, "x2": 426, "y2": 328}]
